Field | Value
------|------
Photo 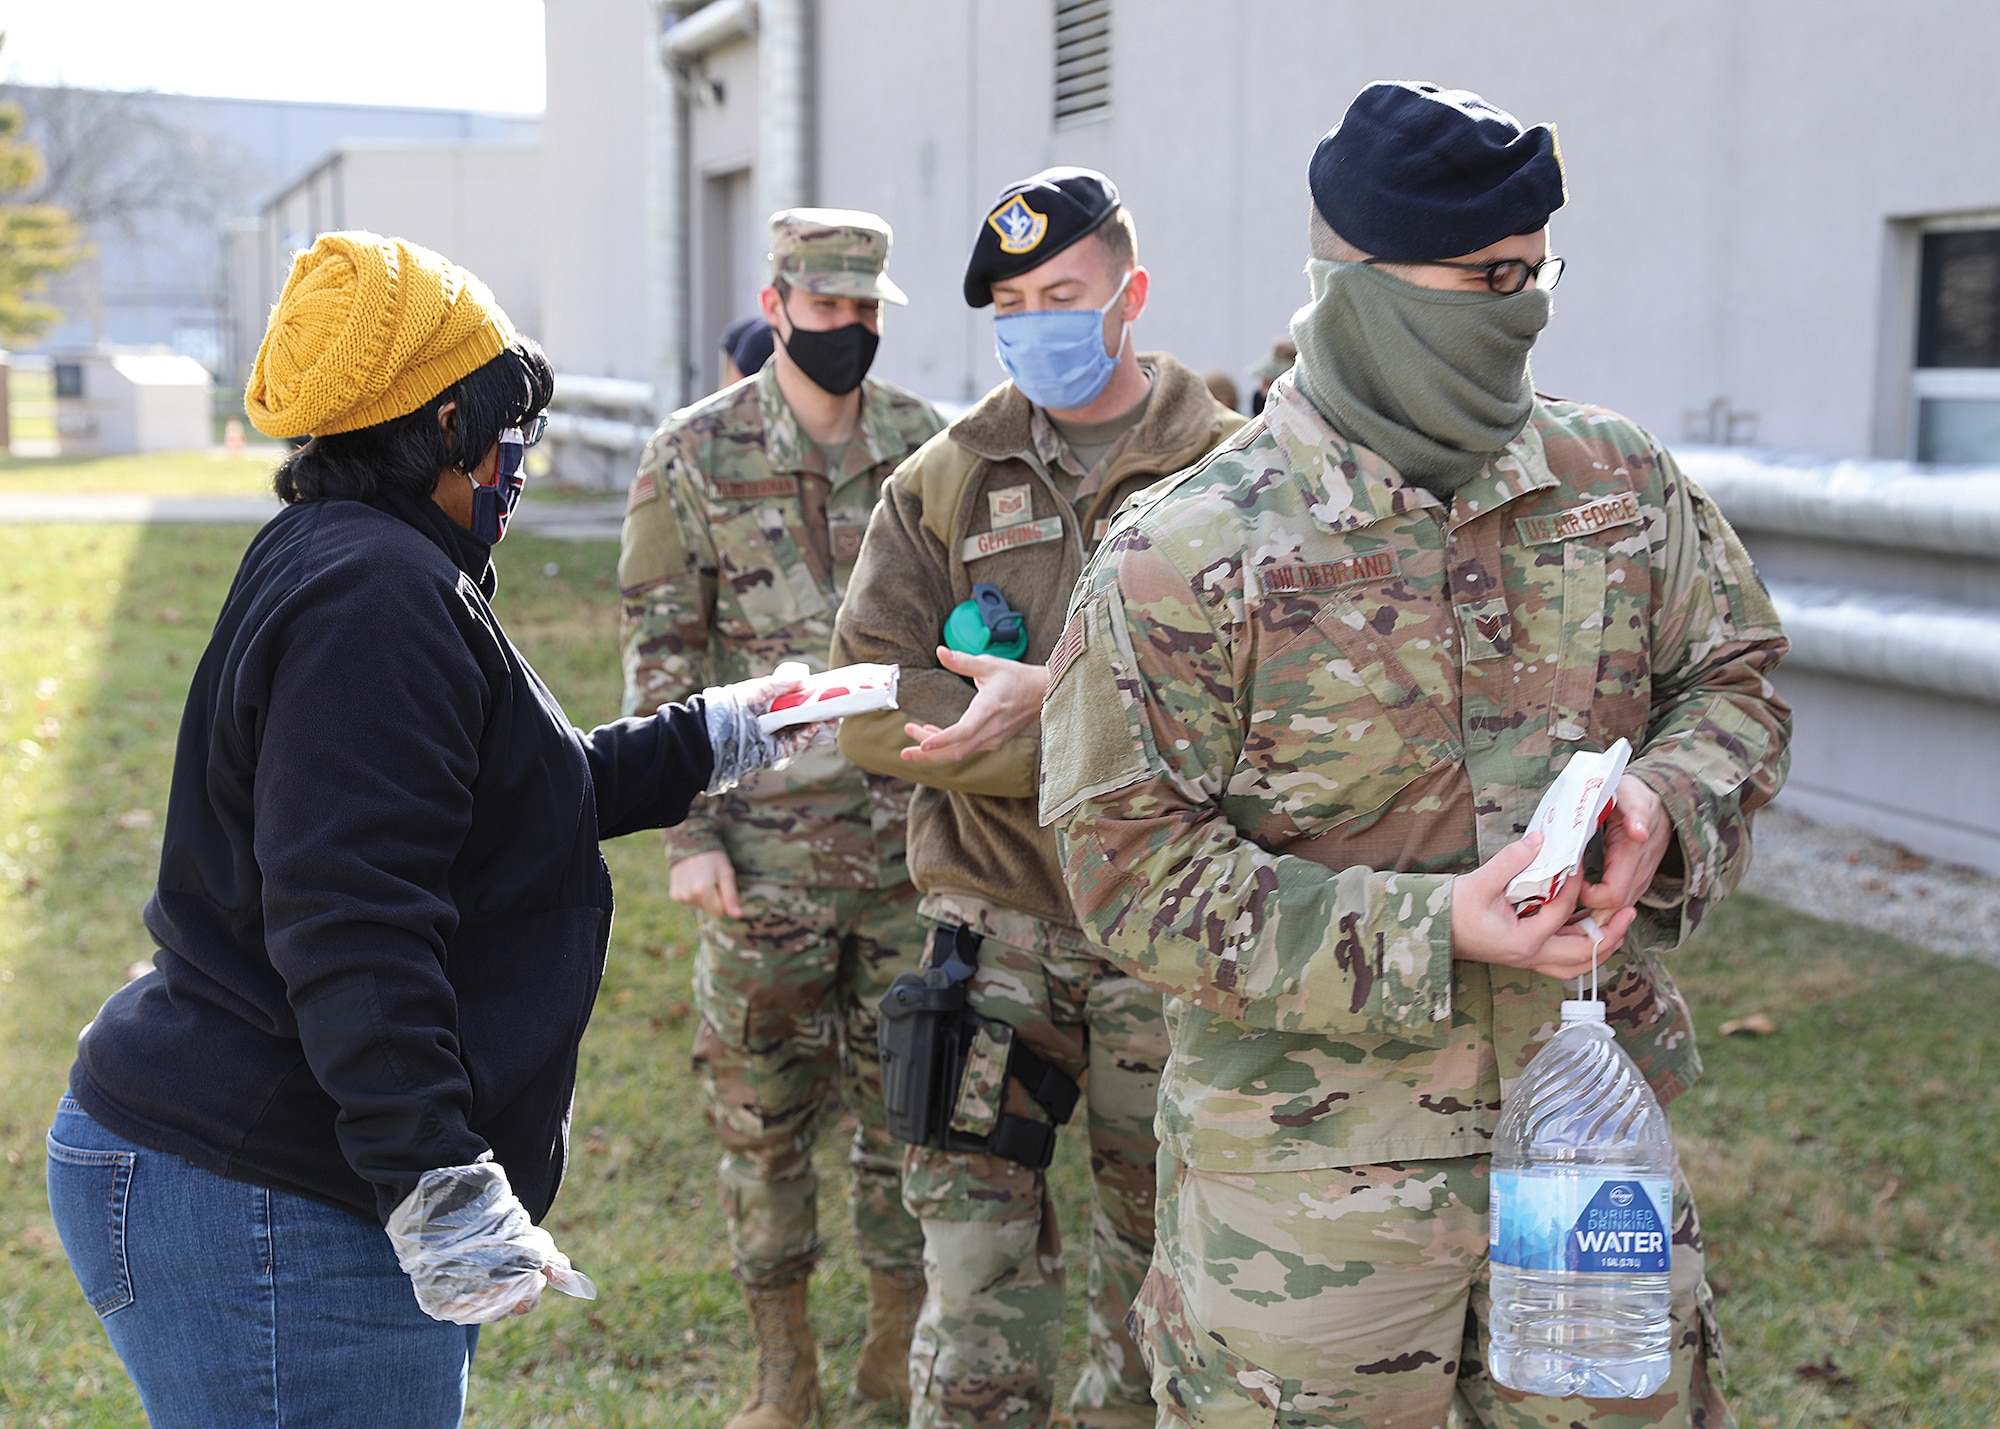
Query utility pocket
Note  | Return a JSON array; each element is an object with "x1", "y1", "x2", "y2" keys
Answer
[
  {"x1": 1225, "y1": 596, "x2": 1459, "y2": 840},
  {"x1": 46, "y1": 1129, "x2": 136, "y2": 1318},
  {"x1": 947, "y1": 1021, "x2": 1013, "y2": 1139},
  {"x1": 1549, "y1": 540, "x2": 1607, "y2": 742},
  {"x1": 710, "y1": 500, "x2": 829, "y2": 638}
]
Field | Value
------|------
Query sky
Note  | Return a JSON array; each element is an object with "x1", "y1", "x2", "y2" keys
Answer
[{"x1": 0, "y1": 0, "x2": 546, "y2": 113}]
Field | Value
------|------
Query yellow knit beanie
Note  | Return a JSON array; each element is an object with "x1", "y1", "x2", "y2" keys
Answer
[{"x1": 245, "y1": 231, "x2": 518, "y2": 439}]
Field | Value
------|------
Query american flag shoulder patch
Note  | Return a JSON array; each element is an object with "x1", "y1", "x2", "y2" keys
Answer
[{"x1": 1046, "y1": 612, "x2": 1087, "y2": 690}]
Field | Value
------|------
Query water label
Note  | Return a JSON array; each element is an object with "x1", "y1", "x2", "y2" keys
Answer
[{"x1": 1490, "y1": 1173, "x2": 1673, "y2": 1273}]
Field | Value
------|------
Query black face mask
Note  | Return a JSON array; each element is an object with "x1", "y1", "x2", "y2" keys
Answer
[{"x1": 781, "y1": 321, "x2": 879, "y2": 396}]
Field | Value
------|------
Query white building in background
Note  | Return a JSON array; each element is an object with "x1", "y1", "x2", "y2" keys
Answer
[
  {"x1": 1, "y1": 85, "x2": 537, "y2": 383},
  {"x1": 256, "y1": 140, "x2": 545, "y2": 360},
  {"x1": 532, "y1": 0, "x2": 2000, "y2": 466},
  {"x1": 46, "y1": 349, "x2": 213, "y2": 456},
  {"x1": 536, "y1": 0, "x2": 2000, "y2": 875},
  {"x1": 230, "y1": 0, "x2": 2000, "y2": 868}
]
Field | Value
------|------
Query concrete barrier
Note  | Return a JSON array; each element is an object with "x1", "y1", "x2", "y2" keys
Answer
[{"x1": 543, "y1": 373, "x2": 658, "y2": 491}]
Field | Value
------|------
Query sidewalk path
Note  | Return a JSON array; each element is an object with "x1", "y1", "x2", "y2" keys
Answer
[{"x1": 0, "y1": 493, "x2": 628, "y2": 541}]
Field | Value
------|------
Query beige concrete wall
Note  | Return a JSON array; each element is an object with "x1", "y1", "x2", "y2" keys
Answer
[
  {"x1": 541, "y1": 0, "x2": 667, "y2": 382},
  {"x1": 537, "y1": 0, "x2": 2000, "y2": 446},
  {"x1": 804, "y1": 0, "x2": 2000, "y2": 452},
  {"x1": 260, "y1": 142, "x2": 542, "y2": 351},
  {"x1": 337, "y1": 144, "x2": 544, "y2": 332},
  {"x1": 687, "y1": 36, "x2": 766, "y2": 378}
]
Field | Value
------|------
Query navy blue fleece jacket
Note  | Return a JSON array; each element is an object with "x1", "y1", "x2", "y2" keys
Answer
[{"x1": 70, "y1": 492, "x2": 713, "y2": 1222}]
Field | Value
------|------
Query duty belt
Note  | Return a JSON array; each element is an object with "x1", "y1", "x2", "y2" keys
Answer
[{"x1": 877, "y1": 922, "x2": 1081, "y2": 1170}]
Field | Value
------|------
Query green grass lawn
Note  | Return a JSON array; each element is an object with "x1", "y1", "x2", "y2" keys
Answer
[
  {"x1": 0, "y1": 449, "x2": 286, "y2": 497},
  {"x1": 1, "y1": 523, "x2": 1996, "y2": 1427},
  {"x1": 0, "y1": 449, "x2": 624, "y2": 507}
]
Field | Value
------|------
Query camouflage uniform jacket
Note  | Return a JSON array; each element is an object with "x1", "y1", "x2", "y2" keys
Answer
[
  {"x1": 834, "y1": 355, "x2": 1244, "y2": 926},
  {"x1": 619, "y1": 363, "x2": 945, "y2": 887},
  {"x1": 1039, "y1": 374, "x2": 1791, "y2": 1173}
]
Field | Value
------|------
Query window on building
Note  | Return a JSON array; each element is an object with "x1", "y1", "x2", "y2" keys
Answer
[
  {"x1": 53, "y1": 363, "x2": 83, "y2": 399},
  {"x1": 1912, "y1": 224, "x2": 2000, "y2": 463},
  {"x1": 1054, "y1": 0, "x2": 1110, "y2": 127}
]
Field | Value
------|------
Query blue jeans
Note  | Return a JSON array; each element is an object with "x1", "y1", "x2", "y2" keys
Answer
[{"x1": 46, "y1": 1096, "x2": 478, "y2": 1428}]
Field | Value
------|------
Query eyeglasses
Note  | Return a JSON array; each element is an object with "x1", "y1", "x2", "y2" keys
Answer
[
  {"x1": 512, "y1": 413, "x2": 549, "y2": 448},
  {"x1": 1365, "y1": 254, "x2": 1565, "y2": 295}
]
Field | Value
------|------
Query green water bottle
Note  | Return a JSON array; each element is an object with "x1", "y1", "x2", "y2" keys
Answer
[{"x1": 943, "y1": 583, "x2": 1028, "y2": 660}]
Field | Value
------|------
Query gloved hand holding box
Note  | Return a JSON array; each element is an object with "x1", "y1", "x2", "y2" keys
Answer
[{"x1": 756, "y1": 662, "x2": 901, "y2": 733}]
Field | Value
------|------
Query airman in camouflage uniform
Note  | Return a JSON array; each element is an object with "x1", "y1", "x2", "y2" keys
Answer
[
  {"x1": 1040, "y1": 86, "x2": 1790, "y2": 1429},
  {"x1": 833, "y1": 170, "x2": 1244, "y2": 1429},
  {"x1": 619, "y1": 209, "x2": 945, "y2": 1427}
]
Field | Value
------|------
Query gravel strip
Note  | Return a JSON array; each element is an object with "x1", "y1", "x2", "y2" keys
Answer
[{"x1": 1741, "y1": 805, "x2": 2000, "y2": 967}]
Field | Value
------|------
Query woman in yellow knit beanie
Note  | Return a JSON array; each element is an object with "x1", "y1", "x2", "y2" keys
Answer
[
  {"x1": 47, "y1": 232, "x2": 828, "y2": 1427},
  {"x1": 244, "y1": 231, "x2": 547, "y2": 531}
]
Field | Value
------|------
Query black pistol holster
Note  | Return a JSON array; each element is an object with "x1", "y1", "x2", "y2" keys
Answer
[{"x1": 878, "y1": 922, "x2": 1081, "y2": 1170}]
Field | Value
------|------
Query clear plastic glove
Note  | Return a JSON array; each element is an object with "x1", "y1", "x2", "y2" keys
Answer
[
  {"x1": 701, "y1": 662, "x2": 836, "y2": 794},
  {"x1": 385, "y1": 1160, "x2": 597, "y2": 1325}
]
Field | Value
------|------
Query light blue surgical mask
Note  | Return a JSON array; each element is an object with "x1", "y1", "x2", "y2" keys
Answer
[{"x1": 992, "y1": 268, "x2": 1132, "y2": 411}]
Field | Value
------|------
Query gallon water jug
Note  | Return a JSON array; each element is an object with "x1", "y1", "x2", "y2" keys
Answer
[{"x1": 1488, "y1": 999, "x2": 1676, "y2": 1398}]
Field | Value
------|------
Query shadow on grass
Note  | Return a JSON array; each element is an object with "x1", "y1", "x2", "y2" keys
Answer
[
  {"x1": 0, "y1": 520, "x2": 257, "y2": 1423},
  {"x1": 0, "y1": 523, "x2": 1102, "y2": 1427}
]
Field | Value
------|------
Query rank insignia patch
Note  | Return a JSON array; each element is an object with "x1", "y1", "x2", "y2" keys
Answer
[
  {"x1": 988, "y1": 484, "x2": 1033, "y2": 528},
  {"x1": 988, "y1": 196, "x2": 1049, "y2": 255}
]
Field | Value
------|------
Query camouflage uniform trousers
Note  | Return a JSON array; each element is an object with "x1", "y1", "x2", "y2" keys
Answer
[
  {"x1": 1136, "y1": 1154, "x2": 1731, "y2": 1429},
  {"x1": 903, "y1": 891, "x2": 1169, "y2": 1429},
  {"x1": 691, "y1": 877, "x2": 928, "y2": 1286}
]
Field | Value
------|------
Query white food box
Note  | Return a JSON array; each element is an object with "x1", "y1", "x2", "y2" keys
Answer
[
  {"x1": 757, "y1": 662, "x2": 901, "y2": 734},
  {"x1": 1505, "y1": 738, "x2": 1632, "y2": 913}
]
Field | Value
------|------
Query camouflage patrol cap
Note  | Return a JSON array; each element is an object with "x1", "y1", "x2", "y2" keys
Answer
[{"x1": 768, "y1": 208, "x2": 909, "y2": 305}]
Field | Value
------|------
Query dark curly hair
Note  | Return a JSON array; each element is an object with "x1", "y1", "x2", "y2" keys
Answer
[{"x1": 273, "y1": 335, "x2": 556, "y2": 505}]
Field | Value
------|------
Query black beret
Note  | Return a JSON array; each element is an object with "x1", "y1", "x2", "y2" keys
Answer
[
  {"x1": 1310, "y1": 81, "x2": 1567, "y2": 263},
  {"x1": 963, "y1": 167, "x2": 1121, "y2": 308}
]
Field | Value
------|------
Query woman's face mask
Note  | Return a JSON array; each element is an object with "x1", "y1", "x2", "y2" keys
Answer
[
  {"x1": 469, "y1": 426, "x2": 527, "y2": 544},
  {"x1": 993, "y1": 268, "x2": 1132, "y2": 411}
]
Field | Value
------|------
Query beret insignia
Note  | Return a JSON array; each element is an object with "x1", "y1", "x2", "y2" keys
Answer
[{"x1": 988, "y1": 196, "x2": 1049, "y2": 255}]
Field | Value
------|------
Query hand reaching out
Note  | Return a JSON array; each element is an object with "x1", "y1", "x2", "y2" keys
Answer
[{"x1": 900, "y1": 646, "x2": 1049, "y2": 766}]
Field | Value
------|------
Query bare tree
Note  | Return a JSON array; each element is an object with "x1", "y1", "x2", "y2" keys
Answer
[
  {"x1": 1, "y1": 81, "x2": 250, "y2": 349},
  {"x1": 7, "y1": 82, "x2": 246, "y2": 238}
]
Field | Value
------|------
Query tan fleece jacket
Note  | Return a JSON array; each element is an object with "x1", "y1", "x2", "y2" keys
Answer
[{"x1": 832, "y1": 354, "x2": 1244, "y2": 925}]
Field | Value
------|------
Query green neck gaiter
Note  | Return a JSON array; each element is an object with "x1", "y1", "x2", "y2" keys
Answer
[{"x1": 1288, "y1": 259, "x2": 1552, "y2": 497}]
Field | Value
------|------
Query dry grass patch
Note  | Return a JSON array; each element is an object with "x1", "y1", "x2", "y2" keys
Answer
[{"x1": 3, "y1": 526, "x2": 1997, "y2": 1425}]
